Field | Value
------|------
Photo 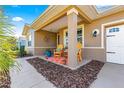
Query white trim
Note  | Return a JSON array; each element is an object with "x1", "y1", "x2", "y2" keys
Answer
[
  {"x1": 29, "y1": 29, "x2": 35, "y2": 55},
  {"x1": 83, "y1": 47, "x2": 104, "y2": 49},
  {"x1": 63, "y1": 29, "x2": 67, "y2": 48},
  {"x1": 101, "y1": 24, "x2": 104, "y2": 48},
  {"x1": 57, "y1": 33, "x2": 59, "y2": 46},
  {"x1": 102, "y1": 19, "x2": 124, "y2": 26},
  {"x1": 27, "y1": 47, "x2": 56, "y2": 48},
  {"x1": 67, "y1": 8, "x2": 78, "y2": 15},
  {"x1": 30, "y1": 29, "x2": 35, "y2": 47},
  {"x1": 101, "y1": 19, "x2": 124, "y2": 49},
  {"x1": 79, "y1": 24, "x2": 84, "y2": 48}
]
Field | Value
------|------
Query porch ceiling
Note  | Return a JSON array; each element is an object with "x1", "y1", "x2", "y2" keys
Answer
[{"x1": 42, "y1": 15, "x2": 83, "y2": 32}]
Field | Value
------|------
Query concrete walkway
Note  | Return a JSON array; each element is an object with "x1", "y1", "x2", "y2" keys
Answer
[
  {"x1": 10, "y1": 56, "x2": 55, "y2": 88},
  {"x1": 10, "y1": 56, "x2": 124, "y2": 88},
  {"x1": 90, "y1": 63, "x2": 124, "y2": 88}
]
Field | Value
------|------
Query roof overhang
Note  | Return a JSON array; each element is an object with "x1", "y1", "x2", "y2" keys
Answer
[
  {"x1": 22, "y1": 5, "x2": 124, "y2": 35},
  {"x1": 22, "y1": 24, "x2": 31, "y2": 35},
  {"x1": 77, "y1": 5, "x2": 124, "y2": 20},
  {"x1": 31, "y1": 5, "x2": 92, "y2": 31}
]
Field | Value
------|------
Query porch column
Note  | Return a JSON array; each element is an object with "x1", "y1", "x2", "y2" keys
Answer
[
  {"x1": 30, "y1": 29, "x2": 35, "y2": 55},
  {"x1": 67, "y1": 8, "x2": 78, "y2": 68}
]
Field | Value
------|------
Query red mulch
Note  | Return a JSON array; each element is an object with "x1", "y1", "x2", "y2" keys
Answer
[{"x1": 27, "y1": 57, "x2": 104, "y2": 88}]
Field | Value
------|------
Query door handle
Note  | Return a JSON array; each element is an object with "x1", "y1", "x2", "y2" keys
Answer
[
  {"x1": 107, "y1": 35, "x2": 116, "y2": 37},
  {"x1": 107, "y1": 52, "x2": 116, "y2": 54}
]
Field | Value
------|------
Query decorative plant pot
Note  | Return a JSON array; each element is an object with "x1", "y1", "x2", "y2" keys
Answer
[{"x1": 45, "y1": 50, "x2": 52, "y2": 57}]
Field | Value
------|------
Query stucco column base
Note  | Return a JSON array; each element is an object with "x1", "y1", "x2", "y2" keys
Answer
[{"x1": 67, "y1": 10, "x2": 78, "y2": 68}]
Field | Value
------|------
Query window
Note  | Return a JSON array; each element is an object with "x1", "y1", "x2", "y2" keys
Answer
[
  {"x1": 109, "y1": 28, "x2": 119, "y2": 33},
  {"x1": 65, "y1": 32, "x2": 68, "y2": 48},
  {"x1": 20, "y1": 40, "x2": 26, "y2": 46},
  {"x1": 57, "y1": 35, "x2": 60, "y2": 45},
  {"x1": 28, "y1": 35, "x2": 32, "y2": 46},
  {"x1": 64, "y1": 28, "x2": 83, "y2": 48},
  {"x1": 95, "y1": 5, "x2": 115, "y2": 13},
  {"x1": 77, "y1": 28, "x2": 82, "y2": 44}
]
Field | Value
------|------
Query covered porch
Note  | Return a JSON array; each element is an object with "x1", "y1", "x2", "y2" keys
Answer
[{"x1": 33, "y1": 7, "x2": 91, "y2": 68}]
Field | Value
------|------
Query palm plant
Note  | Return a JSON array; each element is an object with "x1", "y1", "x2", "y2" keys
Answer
[{"x1": 0, "y1": 7, "x2": 17, "y2": 87}]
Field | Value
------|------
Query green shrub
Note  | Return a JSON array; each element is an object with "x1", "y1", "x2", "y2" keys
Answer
[
  {"x1": 0, "y1": 9, "x2": 17, "y2": 75},
  {"x1": 19, "y1": 46, "x2": 26, "y2": 57}
]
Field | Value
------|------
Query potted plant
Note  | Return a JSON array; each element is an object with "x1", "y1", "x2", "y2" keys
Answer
[
  {"x1": 19, "y1": 46, "x2": 26, "y2": 57},
  {"x1": 45, "y1": 48, "x2": 52, "y2": 57}
]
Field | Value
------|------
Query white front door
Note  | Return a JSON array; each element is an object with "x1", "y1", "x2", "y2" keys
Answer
[{"x1": 106, "y1": 25, "x2": 124, "y2": 64}]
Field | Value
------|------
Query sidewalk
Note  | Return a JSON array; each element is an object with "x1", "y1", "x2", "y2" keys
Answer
[{"x1": 10, "y1": 56, "x2": 55, "y2": 88}]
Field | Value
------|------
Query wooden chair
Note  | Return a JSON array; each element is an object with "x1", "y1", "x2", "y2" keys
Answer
[
  {"x1": 62, "y1": 42, "x2": 82, "y2": 63},
  {"x1": 77, "y1": 42, "x2": 82, "y2": 63},
  {"x1": 77, "y1": 49, "x2": 82, "y2": 62},
  {"x1": 54, "y1": 44, "x2": 64, "y2": 58},
  {"x1": 63, "y1": 49, "x2": 68, "y2": 58}
]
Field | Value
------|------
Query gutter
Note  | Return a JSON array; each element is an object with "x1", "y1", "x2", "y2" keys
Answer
[{"x1": 31, "y1": 5, "x2": 55, "y2": 27}]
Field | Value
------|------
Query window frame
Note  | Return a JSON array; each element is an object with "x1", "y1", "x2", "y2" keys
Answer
[
  {"x1": 28, "y1": 34, "x2": 32, "y2": 47},
  {"x1": 63, "y1": 24, "x2": 84, "y2": 48}
]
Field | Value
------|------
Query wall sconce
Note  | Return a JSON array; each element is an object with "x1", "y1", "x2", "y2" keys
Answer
[{"x1": 92, "y1": 29, "x2": 100, "y2": 37}]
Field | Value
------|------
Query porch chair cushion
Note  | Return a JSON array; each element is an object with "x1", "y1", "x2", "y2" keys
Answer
[{"x1": 56, "y1": 48, "x2": 61, "y2": 52}]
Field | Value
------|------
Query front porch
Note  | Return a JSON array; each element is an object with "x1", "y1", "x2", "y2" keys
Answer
[
  {"x1": 32, "y1": 8, "x2": 87, "y2": 68},
  {"x1": 39, "y1": 56, "x2": 91, "y2": 70}
]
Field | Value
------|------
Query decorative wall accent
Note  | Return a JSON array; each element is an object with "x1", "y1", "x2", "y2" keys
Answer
[
  {"x1": 43, "y1": 35, "x2": 51, "y2": 42},
  {"x1": 92, "y1": 29, "x2": 100, "y2": 37}
]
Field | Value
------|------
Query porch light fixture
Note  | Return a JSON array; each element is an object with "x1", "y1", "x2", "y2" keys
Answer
[{"x1": 92, "y1": 29, "x2": 100, "y2": 37}]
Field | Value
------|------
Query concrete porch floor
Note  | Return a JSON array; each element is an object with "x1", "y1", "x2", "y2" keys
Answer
[
  {"x1": 39, "y1": 56, "x2": 91, "y2": 70},
  {"x1": 10, "y1": 56, "x2": 124, "y2": 88}
]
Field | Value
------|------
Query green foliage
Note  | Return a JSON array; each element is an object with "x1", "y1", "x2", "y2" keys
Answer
[
  {"x1": 0, "y1": 8, "x2": 17, "y2": 74},
  {"x1": 19, "y1": 46, "x2": 26, "y2": 57}
]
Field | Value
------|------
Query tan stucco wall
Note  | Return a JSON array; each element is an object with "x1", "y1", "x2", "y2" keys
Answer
[
  {"x1": 82, "y1": 48, "x2": 105, "y2": 62},
  {"x1": 35, "y1": 30, "x2": 57, "y2": 47},
  {"x1": 34, "y1": 30, "x2": 57, "y2": 55},
  {"x1": 83, "y1": 11, "x2": 124, "y2": 62},
  {"x1": 26, "y1": 11, "x2": 124, "y2": 62},
  {"x1": 34, "y1": 48, "x2": 56, "y2": 55}
]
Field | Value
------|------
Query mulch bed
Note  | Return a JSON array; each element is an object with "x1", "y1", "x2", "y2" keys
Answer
[
  {"x1": 27, "y1": 57, "x2": 104, "y2": 88},
  {"x1": 0, "y1": 71, "x2": 11, "y2": 88}
]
